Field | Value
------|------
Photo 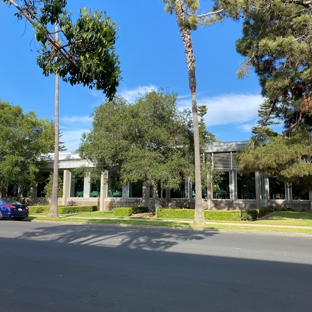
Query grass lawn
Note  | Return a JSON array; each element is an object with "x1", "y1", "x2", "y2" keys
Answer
[
  {"x1": 257, "y1": 211, "x2": 312, "y2": 227},
  {"x1": 27, "y1": 210, "x2": 312, "y2": 234}
]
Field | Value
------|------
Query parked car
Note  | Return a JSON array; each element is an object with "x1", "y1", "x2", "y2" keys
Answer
[{"x1": 0, "y1": 198, "x2": 29, "y2": 220}]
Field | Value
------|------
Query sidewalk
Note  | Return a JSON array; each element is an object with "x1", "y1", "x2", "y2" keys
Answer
[{"x1": 39, "y1": 215, "x2": 312, "y2": 231}]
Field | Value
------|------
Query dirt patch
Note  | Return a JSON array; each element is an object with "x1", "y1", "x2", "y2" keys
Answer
[{"x1": 132, "y1": 212, "x2": 155, "y2": 217}]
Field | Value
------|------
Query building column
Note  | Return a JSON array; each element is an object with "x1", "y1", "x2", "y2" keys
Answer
[
  {"x1": 229, "y1": 170, "x2": 236, "y2": 200},
  {"x1": 122, "y1": 183, "x2": 129, "y2": 198},
  {"x1": 255, "y1": 171, "x2": 261, "y2": 208},
  {"x1": 83, "y1": 173, "x2": 90, "y2": 198},
  {"x1": 62, "y1": 169, "x2": 71, "y2": 206},
  {"x1": 309, "y1": 189, "x2": 312, "y2": 212},
  {"x1": 99, "y1": 170, "x2": 108, "y2": 211}
]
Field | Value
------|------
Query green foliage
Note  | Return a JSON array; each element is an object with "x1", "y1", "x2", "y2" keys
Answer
[
  {"x1": 43, "y1": 173, "x2": 63, "y2": 198},
  {"x1": 29, "y1": 205, "x2": 51, "y2": 214},
  {"x1": 79, "y1": 90, "x2": 212, "y2": 190},
  {"x1": 113, "y1": 207, "x2": 133, "y2": 217},
  {"x1": 5, "y1": 0, "x2": 121, "y2": 99},
  {"x1": 156, "y1": 208, "x2": 242, "y2": 220},
  {"x1": 58, "y1": 206, "x2": 98, "y2": 214},
  {"x1": 217, "y1": 0, "x2": 312, "y2": 184},
  {"x1": 29, "y1": 205, "x2": 98, "y2": 214},
  {"x1": 240, "y1": 209, "x2": 258, "y2": 221},
  {"x1": 0, "y1": 100, "x2": 54, "y2": 195},
  {"x1": 241, "y1": 206, "x2": 275, "y2": 221},
  {"x1": 132, "y1": 207, "x2": 149, "y2": 214}
]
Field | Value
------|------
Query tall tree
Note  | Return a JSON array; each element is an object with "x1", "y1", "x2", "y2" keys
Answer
[
  {"x1": 79, "y1": 90, "x2": 215, "y2": 209},
  {"x1": 49, "y1": 22, "x2": 60, "y2": 218},
  {"x1": 216, "y1": 0, "x2": 312, "y2": 186},
  {"x1": 0, "y1": 100, "x2": 54, "y2": 196},
  {"x1": 162, "y1": 0, "x2": 222, "y2": 225},
  {"x1": 5, "y1": 0, "x2": 121, "y2": 217}
]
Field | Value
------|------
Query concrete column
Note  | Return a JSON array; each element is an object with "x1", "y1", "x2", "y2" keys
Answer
[
  {"x1": 100, "y1": 170, "x2": 108, "y2": 211},
  {"x1": 83, "y1": 173, "x2": 90, "y2": 198},
  {"x1": 122, "y1": 183, "x2": 129, "y2": 198},
  {"x1": 309, "y1": 189, "x2": 312, "y2": 212},
  {"x1": 255, "y1": 171, "x2": 261, "y2": 208},
  {"x1": 229, "y1": 170, "x2": 236, "y2": 200},
  {"x1": 99, "y1": 171, "x2": 108, "y2": 211},
  {"x1": 62, "y1": 169, "x2": 71, "y2": 206}
]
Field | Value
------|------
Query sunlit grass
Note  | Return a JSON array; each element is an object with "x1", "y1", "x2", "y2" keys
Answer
[
  {"x1": 257, "y1": 211, "x2": 312, "y2": 226},
  {"x1": 27, "y1": 210, "x2": 312, "y2": 234}
]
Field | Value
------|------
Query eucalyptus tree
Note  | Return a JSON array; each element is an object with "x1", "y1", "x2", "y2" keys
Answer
[
  {"x1": 162, "y1": 0, "x2": 222, "y2": 225},
  {"x1": 5, "y1": 0, "x2": 121, "y2": 217}
]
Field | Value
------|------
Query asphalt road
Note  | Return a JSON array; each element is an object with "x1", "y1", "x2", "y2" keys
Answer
[{"x1": 1, "y1": 221, "x2": 312, "y2": 312}]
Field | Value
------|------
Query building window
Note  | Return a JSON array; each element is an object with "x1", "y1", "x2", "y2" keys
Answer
[
  {"x1": 129, "y1": 181, "x2": 143, "y2": 197},
  {"x1": 90, "y1": 180, "x2": 100, "y2": 197},
  {"x1": 269, "y1": 177, "x2": 285, "y2": 199},
  {"x1": 237, "y1": 172, "x2": 255, "y2": 199},
  {"x1": 213, "y1": 172, "x2": 230, "y2": 199},
  {"x1": 292, "y1": 183, "x2": 309, "y2": 200},
  {"x1": 170, "y1": 182, "x2": 186, "y2": 199},
  {"x1": 70, "y1": 171, "x2": 84, "y2": 197},
  {"x1": 37, "y1": 171, "x2": 50, "y2": 197}
]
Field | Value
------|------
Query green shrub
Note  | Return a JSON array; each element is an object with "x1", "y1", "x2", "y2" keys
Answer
[
  {"x1": 241, "y1": 209, "x2": 258, "y2": 221},
  {"x1": 58, "y1": 206, "x2": 98, "y2": 214},
  {"x1": 204, "y1": 210, "x2": 241, "y2": 221},
  {"x1": 132, "y1": 206, "x2": 149, "y2": 214},
  {"x1": 157, "y1": 209, "x2": 241, "y2": 221},
  {"x1": 29, "y1": 205, "x2": 98, "y2": 214},
  {"x1": 113, "y1": 207, "x2": 133, "y2": 217},
  {"x1": 29, "y1": 205, "x2": 50, "y2": 214},
  {"x1": 157, "y1": 209, "x2": 194, "y2": 219}
]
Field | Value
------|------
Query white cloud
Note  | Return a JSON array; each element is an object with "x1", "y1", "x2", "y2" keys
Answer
[
  {"x1": 60, "y1": 115, "x2": 92, "y2": 125},
  {"x1": 60, "y1": 115, "x2": 92, "y2": 152},
  {"x1": 237, "y1": 123, "x2": 256, "y2": 133},
  {"x1": 177, "y1": 93, "x2": 263, "y2": 127},
  {"x1": 119, "y1": 85, "x2": 158, "y2": 103}
]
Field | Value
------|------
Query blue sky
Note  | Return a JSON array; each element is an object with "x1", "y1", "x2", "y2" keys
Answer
[{"x1": 0, "y1": 0, "x2": 268, "y2": 151}]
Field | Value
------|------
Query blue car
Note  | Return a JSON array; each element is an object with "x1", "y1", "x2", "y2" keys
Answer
[{"x1": 0, "y1": 198, "x2": 29, "y2": 220}]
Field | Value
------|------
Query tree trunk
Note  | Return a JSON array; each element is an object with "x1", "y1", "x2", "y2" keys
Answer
[
  {"x1": 174, "y1": 1, "x2": 205, "y2": 225},
  {"x1": 48, "y1": 23, "x2": 60, "y2": 218}
]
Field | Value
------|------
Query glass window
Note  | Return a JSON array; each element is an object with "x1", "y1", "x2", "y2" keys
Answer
[
  {"x1": 90, "y1": 180, "x2": 100, "y2": 197},
  {"x1": 70, "y1": 171, "x2": 84, "y2": 197},
  {"x1": 292, "y1": 183, "x2": 309, "y2": 200},
  {"x1": 269, "y1": 177, "x2": 285, "y2": 199},
  {"x1": 191, "y1": 184, "x2": 208, "y2": 199},
  {"x1": 37, "y1": 171, "x2": 51, "y2": 197},
  {"x1": 170, "y1": 182, "x2": 186, "y2": 199},
  {"x1": 129, "y1": 181, "x2": 143, "y2": 197},
  {"x1": 213, "y1": 172, "x2": 230, "y2": 199},
  {"x1": 237, "y1": 172, "x2": 255, "y2": 199},
  {"x1": 107, "y1": 171, "x2": 122, "y2": 197}
]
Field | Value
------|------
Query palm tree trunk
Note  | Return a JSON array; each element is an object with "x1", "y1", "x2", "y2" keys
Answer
[
  {"x1": 48, "y1": 23, "x2": 60, "y2": 218},
  {"x1": 174, "y1": 1, "x2": 205, "y2": 225}
]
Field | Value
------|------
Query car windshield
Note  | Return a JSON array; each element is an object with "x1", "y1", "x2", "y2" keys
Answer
[{"x1": 3, "y1": 198, "x2": 22, "y2": 205}]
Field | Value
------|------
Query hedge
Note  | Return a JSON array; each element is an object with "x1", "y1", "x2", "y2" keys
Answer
[
  {"x1": 113, "y1": 207, "x2": 133, "y2": 217},
  {"x1": 241, "y1": 206, "x2": 275, "y2": 221},
  {"x1": 156, "y1": 209, "x2": 241, "y2": 221},
  {"x1": 29, "y1": 205, "x2": 98, "y2": 214}
]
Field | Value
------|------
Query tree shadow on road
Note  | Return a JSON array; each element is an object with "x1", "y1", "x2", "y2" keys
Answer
[{"x1": 17, "y1": 222, "x2": 219, "y2": 252}]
